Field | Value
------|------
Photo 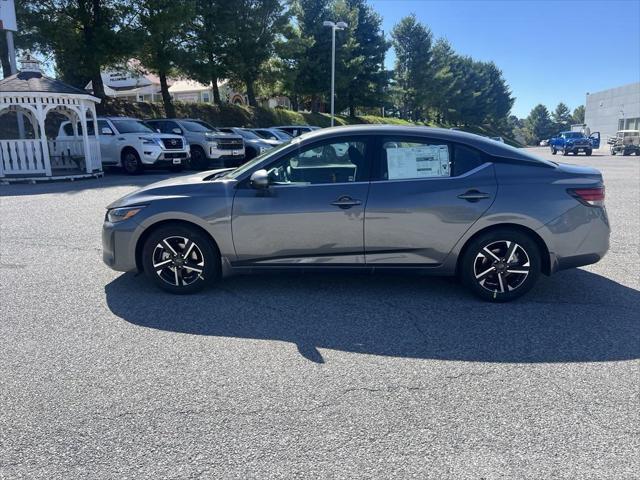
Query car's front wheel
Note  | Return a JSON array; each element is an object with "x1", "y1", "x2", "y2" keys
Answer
[
  {"x1": 141, "y1": 224, "x2": 219, "y2": 294},
  {"x1": 189, "y1": 146, "x2": 209, "y2": 170},
  {"x1": 122, "y1": 149, "x2": 142, "y2": 174},
  {"x1": 585, "y1": 149, "x2": 592, "y2": 156},
  {"x1": 550, "y1": 146, "x2": 557, "y2": 155},
  {"x1": 461, "y1": 229, "x2": 541, "y2": 302}
]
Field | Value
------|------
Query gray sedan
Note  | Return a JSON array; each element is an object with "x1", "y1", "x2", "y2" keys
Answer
[{"x1": 102, "y1": 126, "x2": 610, "y2": 302}]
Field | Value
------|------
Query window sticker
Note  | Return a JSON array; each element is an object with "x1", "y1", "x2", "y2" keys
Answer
[{"x1": 386, "y1": 145, "x2": 450, "y2": 179}]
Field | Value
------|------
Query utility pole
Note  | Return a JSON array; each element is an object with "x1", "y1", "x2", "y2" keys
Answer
[{"x1": 322, "y1": 21, "x2": 347, "y2": 127}]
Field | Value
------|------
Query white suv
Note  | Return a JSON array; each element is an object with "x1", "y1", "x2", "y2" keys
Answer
[{"x1": 56, "y1": 117, "x2": 190, "y2": 174}]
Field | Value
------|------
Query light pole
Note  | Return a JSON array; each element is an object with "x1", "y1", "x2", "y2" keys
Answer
[{"x1": 323, "y1": 20, "x2": 347, "y2": 127}]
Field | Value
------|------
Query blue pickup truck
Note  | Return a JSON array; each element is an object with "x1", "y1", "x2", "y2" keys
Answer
[{"x1": 549, "y1": 131, "x2": 600, "y2": 156}]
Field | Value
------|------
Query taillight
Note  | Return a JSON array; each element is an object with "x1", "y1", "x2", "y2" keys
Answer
[{"x1": 568, "y1": 187, "x2": 605, "y2": 207}]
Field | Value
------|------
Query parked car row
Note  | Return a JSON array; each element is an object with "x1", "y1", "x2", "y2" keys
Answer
[{"x1": 55, "y1": 116, "x2": 320, "y2": 174}]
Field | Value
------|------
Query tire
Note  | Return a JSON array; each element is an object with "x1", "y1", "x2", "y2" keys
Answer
[
  {"x1": 585, "y1": 149, "x2": 592, "y2": 156},
  {"x1": 189, "y1": 146, "x2": 209, "y2": 170},
  {"x1": 460, "y1": 228, "x2": 541, "y2": 302},
  {"x1": 141, "y1": 224, "x2": 220, "y2": 294},
  {"x1": 122, "y1": 149, "x2": 142, "y2": 175},
  {"x1": 623, "y1": 150, "x2": 630, "y2": 156},
  {"x1": 245, "y1": 147, "x2": 258, "y2": 161},
  {"x1": 551, "y1": 147, "x2": 557, "y2": 155},
  {"x1": 562, "y1": 148, "x2": 569, "y2": 156}
]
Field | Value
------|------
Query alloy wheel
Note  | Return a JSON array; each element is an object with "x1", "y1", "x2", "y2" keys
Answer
[
  {"x1": 473, "y1": 240, "x2": 530, "y2": 294},
  {"x1": 152, "y1": 236, "x2": 205, "y2": 287}
]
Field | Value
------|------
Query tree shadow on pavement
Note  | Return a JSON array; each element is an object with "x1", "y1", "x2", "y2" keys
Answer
[{"x1": 105, "y1": 268, "x2": 640, "y2": 363}]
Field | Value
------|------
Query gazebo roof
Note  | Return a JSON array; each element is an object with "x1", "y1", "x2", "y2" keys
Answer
[{"x1": 0, "y1": 71, "x2": 90, "y2": 96}]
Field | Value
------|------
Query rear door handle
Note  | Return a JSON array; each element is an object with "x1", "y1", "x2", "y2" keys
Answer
[
  {"x1": 457, "y1": 190, "x2": 490, "y2": 202},
  {"x1": 331, "y1": 195, "x2": 362, "y2": 209}
]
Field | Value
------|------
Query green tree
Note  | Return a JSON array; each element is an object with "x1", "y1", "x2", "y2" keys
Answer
[
  {"x1": 552, "y1": 102, "x2": 572, "y2": 130},
  {"x1": 180, "y1": 0, "x2": 232, "y2": 105},
  {"x1": 292, "y1": 0, "x2": 334, "y2": 113},
  {"x1": 334, "y1": 0, "x2": 389, "y2": 117},
  {"x1": 391, "y1": 14, "x2": 434, "y2": 121},
  {"x1": 223, "y1": 0, "x2": 288, "y2": 107},
  {"x1": 524, "y1": 104, "x2": 554, "y2": 145},
  {"x1": 572, "y1": 105, "x2": 585, "y2": 124},
  {"x1": 134, "y1": 0, "x2": 194, "y2": 117},
  {"x1": 17, "y1": 0, "x2": 134, "y2": 95}
]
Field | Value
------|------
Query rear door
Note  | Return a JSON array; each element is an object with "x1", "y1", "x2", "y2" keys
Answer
[{"x1": 364, "y1": 137, "x2": 497, "y2": 265}]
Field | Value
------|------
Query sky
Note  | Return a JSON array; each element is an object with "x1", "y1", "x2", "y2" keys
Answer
[{"x1": 370, "y1": 0, "x2": 640, "y2": 118}]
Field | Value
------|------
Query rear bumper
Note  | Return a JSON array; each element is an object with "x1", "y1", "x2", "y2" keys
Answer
[{"x1": 543, "y1": 205, "x2": 610, "y2": 274}]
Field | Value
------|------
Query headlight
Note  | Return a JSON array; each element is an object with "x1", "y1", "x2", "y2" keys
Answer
[
  {"x1": 106, "y1": 205, "x2": 146, "y2": 223},
  {"x1": 140, "y1": 136, "x2": 161, "y2": 146}
]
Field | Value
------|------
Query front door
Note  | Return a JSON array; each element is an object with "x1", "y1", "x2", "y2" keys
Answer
[
  {"x1": 98, "y1": 120, "x2": 118, "y2": 164},
  {"x1": 231, "y1": 137, "x2": 372, "y2": 265},
  {"x1": 365, "y1": 137, "x2": 497, "y2": 265},
  {"x1": 589, "y1": 131, "x2": 600, "y2": 149}
]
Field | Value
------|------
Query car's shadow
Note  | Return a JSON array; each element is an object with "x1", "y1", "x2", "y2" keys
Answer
[{"x1": 105, "y1": 269, "x2": 639, "y2": 363}]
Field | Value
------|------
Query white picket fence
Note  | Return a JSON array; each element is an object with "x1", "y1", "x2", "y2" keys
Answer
[
  {"x1": 0, "y1": 139, "x2": 49, "y2": 176},
  {"x1": 0, "y1": 138, "x2": 102, "y2": 178}
]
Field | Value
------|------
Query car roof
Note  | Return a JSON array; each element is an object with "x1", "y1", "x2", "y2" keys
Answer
[
  {"x1": 297, "y1": 125, "x2": 555, "y2": 166},
  {"x1": 99, "y1": 116, "x2": 141, "y2": 121},
  {"x1": 277, "y1": 125, "x2": 317, "y2": 128}
]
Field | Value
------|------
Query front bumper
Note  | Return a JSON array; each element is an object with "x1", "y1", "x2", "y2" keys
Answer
[
  {"x1": 141, "y1": 148, "x2": 190, "y2": 166},
  {"x1": 102, "y1": 220, "x2": 139, "y2": 272}
]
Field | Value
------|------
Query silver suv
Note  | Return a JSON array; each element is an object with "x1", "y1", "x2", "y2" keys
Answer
[
  {"x1": 146, "y1": 118, "x2": 245, "y2": 169},
  {"x1": 102, "y1": 126, "x2": 610, "y2": 302}
]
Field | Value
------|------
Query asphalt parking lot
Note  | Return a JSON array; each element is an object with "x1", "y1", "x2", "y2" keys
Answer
[{"x1": 1, "y1": 146, "x2": 638, "y2": 478}]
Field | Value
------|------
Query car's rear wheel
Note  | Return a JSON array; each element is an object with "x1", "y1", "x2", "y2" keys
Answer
[
  {"x1": 190, "y1": 146, "x2": 209, "y2": 170},
  {"x1": 461, "y1": 229, "x2": 541, "y2": 302},
  {"x1": 142, "y1": 224, "x2": 219, "y2": 294},
  {"x1": 122, "y1": 149, "x2": 142, "y2": 174}
]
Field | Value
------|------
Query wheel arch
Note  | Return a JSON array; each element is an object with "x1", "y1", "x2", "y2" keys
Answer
[
  {"x1": 455, "y1": 223, "x2": 551, "y2": 276},
  {"x1": 135, "y1": 219, "x2": 222, "y2": 275},
  {"x1": 120, "y1": 145, "x2": 140, "y2": 164}
]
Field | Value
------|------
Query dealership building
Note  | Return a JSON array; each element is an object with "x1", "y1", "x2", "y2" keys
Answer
[{"x1": 584, "y1": 82, "x2": 640, "y2": 142}]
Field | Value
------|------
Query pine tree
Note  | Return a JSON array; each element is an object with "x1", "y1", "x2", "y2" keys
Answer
[{"x1": 552, "y1": 102, "x2": 572, "y2": 131}]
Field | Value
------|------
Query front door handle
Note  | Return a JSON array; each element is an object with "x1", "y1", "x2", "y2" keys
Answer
[
  {"x1": 331, "y1": 195, "x2": 362, "y2": 209},
  {"x1": 457, "y1": 190, "x2": 490, "y2": 202}
]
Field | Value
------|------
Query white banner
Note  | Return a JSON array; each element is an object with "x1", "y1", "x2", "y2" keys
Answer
[{"x1": 0, "y1": 0, "x2": 17, "y2": 31}]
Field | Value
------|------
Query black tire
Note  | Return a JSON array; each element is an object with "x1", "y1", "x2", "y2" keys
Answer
[
  {"x1": 245, "y1": 146, "x2": 258, "y2": 161},
  {"x1": 460, "y1": 228, "x2": 541, "y2": 302},
  {"x1": 189, "y1": 146, "x2": 209, "y2": 170},
  {"x1": 585, "y1": 149, "x2": 592, "y2": 156},
  {"x1": 141, "y1": 224, "x2": 220, "y2": 294},
  {"x1": 122, "y1": 149, "x2": 142, "y2": 175},
  {"x1": 562, "y1": 148, "x2": 569, "y2": 156},
  {"x1": 551, "y1": 147, "x2": 557, "y2": 155}
]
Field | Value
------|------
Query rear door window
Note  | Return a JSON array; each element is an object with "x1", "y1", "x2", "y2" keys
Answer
[{"x1": 375, "y1": 137, "x2": 488, "y2": 180}]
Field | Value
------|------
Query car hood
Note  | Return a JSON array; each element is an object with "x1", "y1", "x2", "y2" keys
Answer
[
  {"x1": 107, "y1": 169, "x2": 232, "y2": 209},
  {"x1": 248, "y1": 138, "x2": 279, "y2": 147}
]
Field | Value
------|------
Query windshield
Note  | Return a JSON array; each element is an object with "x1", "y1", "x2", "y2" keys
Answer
[
  {"x1": 238, "y1": 129, "x2": 262, "y2": 140},
  {"x1": 563, "y1": 132, "x2": 583, "y2": 139},
  {"x1": 224, "y1": 140, "x2": 294, "y2": 179},
  {"x1": 111, "y1": 119, "x2": 154, "y2": 134},
  {"x1": 194, "y1": 120, "x2": 218, "y2": 132},
  {"x1": 181, "y1": 120, "x2": 214, "y2": 133}
]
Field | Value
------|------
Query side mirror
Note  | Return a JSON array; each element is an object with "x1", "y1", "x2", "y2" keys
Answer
[
  {"x1": 250, "y1": 169, "x2": 269, "y2": 189},
  {"x1": 172, "y1": 127, "x2": 183, "y2": 135},
  {"x1": 101, "y1": 127, "x2": 113, "y2": 135}
]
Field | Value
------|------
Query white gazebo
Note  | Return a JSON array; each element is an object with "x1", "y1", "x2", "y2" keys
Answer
[{"x1": 0, "y1": 54, "x2": 103, "y2": 182}]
